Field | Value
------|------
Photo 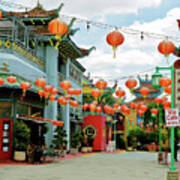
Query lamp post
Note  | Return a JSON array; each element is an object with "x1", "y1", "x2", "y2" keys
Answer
[
  {"x1": 152, "y1": 65, "x2": 176, "y2": 171},
  {"x1": 113, "y1": 119, "x2": 117, "y2": 151}
]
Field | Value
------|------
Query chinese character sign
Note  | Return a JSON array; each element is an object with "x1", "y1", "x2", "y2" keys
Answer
[{"x1": 165, "y1": 109, "x2": 180, "y2": 127}]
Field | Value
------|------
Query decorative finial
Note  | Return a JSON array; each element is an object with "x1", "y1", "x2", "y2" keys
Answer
[{"x1": 37, "y1": 0, "x2": 40, "y2": 7}]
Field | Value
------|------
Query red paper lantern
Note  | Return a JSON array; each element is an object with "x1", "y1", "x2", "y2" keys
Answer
[
  {"x1": 89, "y1": 104, "x2": 96, "y2": 112},
  {"x1": 106, "y1": 31, "x2": 124, "y2": 58},
  {"x1": 64, "y1": 96, "x2": 70, "y2": 100},
  {"x1": 164, "y1": 85, "x2": 171, "y2": 94},
  {"x1": 35, "y1": 78, "x2": 46, "y2": 89},
  {"x1": 48, "y1": 19, "x2": 68, "y2": 35},
  {"x1": 140, "y1": 87, "x2": 150, "y2": 97},
  {"x1": 82, "y1": 104, "x2": 88, "y2": 111},
  {"x1": 91, "y1": 89, "x2": 101, "y2": 97},
  {"x1": 150, "y1": 108, "x2": 159, "y2": 115},
  {"x1": 60, "y1": 99, "x2": 67, "y2": 106},
  {"x1": 125, "y1": 79, "x2": 137, "y2": 91},
  {"x1": 140, "y1": 105, "x2": 148, "y2": 112},
  {"x1": 50, "y1": 88, "x2": 58, "y2": 95},
  {"x1": 137, "y1": 110, "x2": 144, "y2": 116},
  {"x1": 177, "y1": 19, "x2": 180, "y2": 30},
  {"x1": 7, "y1": 76, "x2": 17, "y2": 84},
  {"x1": 158, "y1": 40, "x2": 175, "y2": 57},
  {"x1": 38, "y1": 90, "x2": 44, "y2": 98},
  {"x1": 69, "y1": 100, "x2": 79, "y2": 107},
  {"x1": 115, "y1": 88, "x2": 125, "y2": 98},
  {"x1": 163, "y1": 101, "x2": 171, "y2": 109},
  {"x1": 44, "y1": 85, "x2": 53, "y2": 96},
  {"x1": 20, "y1": 81, "x2": 31, "y2": 96},
  {"x1": 139, "y1": 121, "x2": 143, "y2": 125},
  {"x1": 73, "y1": 88, "x2": 81, "y2": 96},
  {"x1": 0, "y1": 78, "x2": 4, "y2": 86},
  {"x1": 49, "y1": 95, "x2": 56, "y2": 102},
  {"x1": 0, "y1": 11, "x2": 2, "y2": 19},
  {"x1": 60, "y1": 80, "x2": 72, "y2": 90},
  {"x1": 57, "y1": 96, "x2": 65, "y2": 104},
  {"x1": 113, "y1": 103, "x2": 119, "y2": 109},
  {"x1": 96, "y1": 106, "x2": 102, "y2": 113},
  {"x1": 43, "y1": 91, "x2": 49, "y2": 99},
  {"x1": 67, "y1": 88, "x2": 75, "y2": 95},
  {"x1": 159, "y1": 77, "x2": 171, "y2": 87},
  {"x1": 155, "y1": 98, "x2": 163, "y2": 104},
  {"x1": 95, "y1": 79, "x2": 107, "y2": 89}
]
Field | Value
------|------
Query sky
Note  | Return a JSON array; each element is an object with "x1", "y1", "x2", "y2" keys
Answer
[{"x1": 1, "y1": 0, "x2": 180, "y2": 100}]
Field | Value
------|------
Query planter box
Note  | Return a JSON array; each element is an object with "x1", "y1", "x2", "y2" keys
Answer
[
  {"x1": 70, "y1": 148, "x2": 78, "y2": 155},
  {"x1": 81, "y1": 147, "x2": 88, "y2": 153},
  {"x1": 14, "y1": 151, "x2": 26, "y2": 161},
  {"x1": 61, "y1": 150, "x2": 67, "y2": 157},
  {"x1": 87, "y1": 147, "x2": 93, "y2": 152}
]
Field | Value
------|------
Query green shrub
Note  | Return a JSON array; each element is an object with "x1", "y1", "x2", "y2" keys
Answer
[{"x1": 14, "y1": 120, "x2": 30, "y2": 151}]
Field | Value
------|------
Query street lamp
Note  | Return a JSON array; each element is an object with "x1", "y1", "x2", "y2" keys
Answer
[
  {"x1": 152, "y1": 66, "x2": 176, "y2": 171},
  {"x1": 152, "y1": 68, "x2": 163, "y2": 89}
]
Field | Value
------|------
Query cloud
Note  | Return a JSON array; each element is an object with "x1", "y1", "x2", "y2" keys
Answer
[{"x1": 77, "y1": 7, "x2": 180, "y2": 83}]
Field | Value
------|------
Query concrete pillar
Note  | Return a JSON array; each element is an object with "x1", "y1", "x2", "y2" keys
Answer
[
  {"x1": 44, "y1": 46, "x2": 58, "y2": 146},
  {"x1": 63, "y1": 59, "x2": 70, "y2": 150}
]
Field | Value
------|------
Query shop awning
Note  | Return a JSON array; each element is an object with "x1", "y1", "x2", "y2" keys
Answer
[{"x1": 18, "y1": 115, "x2": 64, "y2": 126}]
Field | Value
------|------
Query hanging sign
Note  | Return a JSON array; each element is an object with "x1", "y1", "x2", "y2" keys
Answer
[{"x1": 165, "y1": 108, "x2": 180, "y2": 127}]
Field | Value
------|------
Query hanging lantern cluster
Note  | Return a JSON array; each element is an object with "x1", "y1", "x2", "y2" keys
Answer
[{"x1": 106, "y1": 30, "x2": 125, "y2": 58}]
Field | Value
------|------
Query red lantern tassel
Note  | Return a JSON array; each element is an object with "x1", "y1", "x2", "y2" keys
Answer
[{"x1": 112, "y1": 45, "x2": 117, "y2": 58}]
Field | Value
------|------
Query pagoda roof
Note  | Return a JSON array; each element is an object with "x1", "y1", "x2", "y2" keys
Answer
[
  {"x1": 132, "y1": 76, "x2": 163, "y2": 98},
  {"x1": 5, "y1": 3, "x2": 63, "y2": 20}
]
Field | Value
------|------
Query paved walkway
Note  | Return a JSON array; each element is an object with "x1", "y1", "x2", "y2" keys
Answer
[{"x1": 0, "y1": 151, "x2": 172, "y2": 180}]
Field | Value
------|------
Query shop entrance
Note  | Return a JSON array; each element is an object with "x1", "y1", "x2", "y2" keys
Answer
[{"x1": 0, "y1": 118, "x2": 13, "y2": 161}]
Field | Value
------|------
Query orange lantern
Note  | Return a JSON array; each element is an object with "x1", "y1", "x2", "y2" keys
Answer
[
  {"x1": 150, "y1": 108, "x2": 159, "y2": 116},
  {"x1": 163, "y1": 101, "x2": 171, "y2": 109},
  {"x1": 140, "y1": 105, "x2": 148, "y2": 112},
  {"x1": 155, "y1": 98, "x2": 163, "y2": 104},
  {"x1": 125, "y1": 79, "x2": 137, "y2": 92},
  {"x1": 96, "y1": 106, "x2": 102, "y2": 113},
  {"x1": 49, "y1": 95, "x2": 56, "y2": 102},
  {"x1": 73, "y1": 88, "x2": 82, "y2": 96},
  {"x1": 113, "y1": 103, "x2": 119, "y2": 109},
  {"x1": 159, "y1": 77, "x2": 171, "y2": 87},
  {"x1": 48, "y1": 19, "x2": 68, "y2": 36},
  {"x1": 139, "y1": 121, "x2": 143, "y2": 126},
  {"x1": 60, "y1": 99, "x2": 67, "y2": 106},
  {"x1": 57, "y1": 96, "x2": 65, "y2": 104},
  {"x1": 158, "y1": 40, "x2": 175, "y2": 57},
  {"x1": 0, "y1": 11, "x2": 2, "y2": 19},
  {"x1": 38, "y1": 90, "x2": 44, "y2": 99},
  {"x1": 7, "y1": 76, "x2": 17, "y2": 84},
  {"x1": 139, "y1": 87, "x2": 150, "y2": 98},
  {"x1": 164, "y1": 85, "x2": 171, "y2": 95},
  {"x1": 91, "y1": 89, "x2": 101, "y2": 97},
  {"x1": 67, "y1": 88, "x2": 75, "y2": 95},
  {"x1": 82, "y1": 104, "x2": 88, "y2": 111},
  {"x1": 69, "y1": 100, "x2": 79, "y2": 107},
  {"x1": 0, "y1": 78, "x2": 4, "y2": 86},
  {"x1": 44, "y1": 85, "x2": 53, "y2": 96},
  {"x1": 64, "y1": 96, "x2": 70, "y2": 100},
  {"x1": 137, "y1": 110, "x2": 144, "y2": 117},
  {"x1": 129, "y1": 102, "x2": 136, "y2": 109},
  {"x1": 89, "y1": 104, "x2": 96, "y2": 112},
  {"x1": 115, "y1": 88, "x2": 125, "y2": 98},
  {"x1": 20, "y1": 81, "x2": 31, "y2": 96},
  {"x1": 50, "y1": 88, "x2": 58, "y2": 95},
  {"x1": 106, "y1": 30, "x2": 124, "y2": 58},
  {"x1": 95, "y1": 79, "x2": 107, "y2": 90},
  {"x1": 35, "y1": 78, "x2": 46, "y2": 89},
  {"x1": 43, "y1": 91, "x2": 49, "y2": 99},
  {"x1": 60, "y1": 80, "x2": 72, "y2": 90}
]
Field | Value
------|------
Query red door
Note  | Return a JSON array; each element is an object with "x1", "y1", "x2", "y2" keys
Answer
[{"x1": 0, "y1": 119, "x2": 13, "y2": 161}]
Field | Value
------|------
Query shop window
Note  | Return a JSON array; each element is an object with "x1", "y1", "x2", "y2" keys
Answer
[
  {"x1": 0, "y1": 102, "x2": 12, "y2": 118},
  {"x1": 17, "y1": 103, "x2": 29, "y2": 116}
]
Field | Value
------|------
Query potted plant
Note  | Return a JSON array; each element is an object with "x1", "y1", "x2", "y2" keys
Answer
[
  {"x1": 52, "y1": 126, "x2": 67, "y2": 157},
  {"x1": 14, "y1": 120, "x2": 30, "y2": 161},
  {"x1": 81, "y1": 137, "x2": 88, "y2": 153},
  {"x1": 70, "y1": 130, "x2": 81, "y2": 155}
]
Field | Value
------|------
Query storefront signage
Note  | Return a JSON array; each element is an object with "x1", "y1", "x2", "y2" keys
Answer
[
  {"x1": 83, "y1": 125, "x2": 97, "y2": 139},
  {"x1": 165, "y1": 108, "x2": 180, "y2": 127},
  {"x1": 12, "y1": 43, "x2": 45, "y2": 68}
]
